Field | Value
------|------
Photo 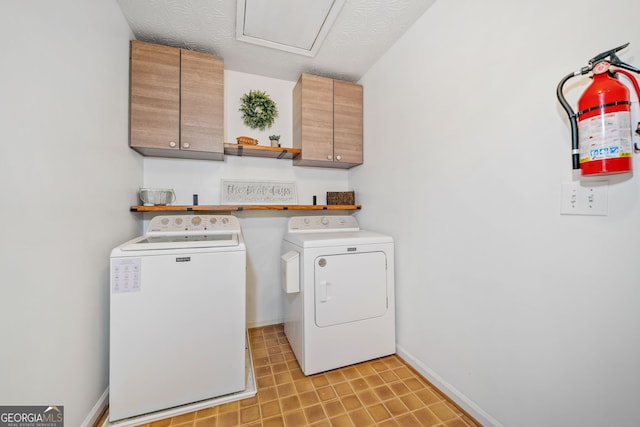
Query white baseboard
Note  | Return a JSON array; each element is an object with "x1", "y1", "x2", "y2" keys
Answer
[
  {"x1": 81, "y1": 387, "x2": 109, "y2": 427},
  {"x1": 396, "y1": 344, "x2": 503, "y2": 427}
]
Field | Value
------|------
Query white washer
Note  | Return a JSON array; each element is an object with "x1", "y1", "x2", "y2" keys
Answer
[
  {"x1": 282, "y1": 215, "x2": 395, "y2": 375},
  {"x1": 109, "y1": 215, "x2": 246, "y2": 422}
]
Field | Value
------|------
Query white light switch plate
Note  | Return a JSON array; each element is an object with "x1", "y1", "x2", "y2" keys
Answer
[{"x1": 560, "y1": 181, "x2": 608, "y2": 216}]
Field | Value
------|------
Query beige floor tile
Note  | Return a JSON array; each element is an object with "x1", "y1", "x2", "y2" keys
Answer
[
  {"x1": 429, "y1": 401, "x2": 458, "y2": 422},
  {"x1": 328, "y1": 413, "x2": 354, "y2": 427},
  {"x1": 347, "y1": 408, "x2": 375, "y2": 426},
  {"x1": 340, "y1": 395, "x2": 363, "y2": 412},
  {"x1": 316, "y1": 386, "x2": 337, "y2": 401},
  {"x1": 332, "y1": 382, "x2": 353, "y2": 397},
  {"x1": 413, "y1": 407, "x2": 442, "y2": 427},
  {"x1": 283, "y1": 410, "x2": 306, "y2": 427},
  {"x1": 194, "y1": 417, "x2": 216, "y2": 427},
  {"x1": 304, "y1": 403, "x2": 327, "y2": 424},
  {"x1": 367, "y1": 402, "x2": 392, "y2": 422},
  {"x1": 280, "y1": 395, "x2": 302, "y2": 413},
  {"x1": 384, "y1": 397, "x2": 410, "y2": 417},
  {"x1": 239, "y1": 405, "x2": 260, "y2": 424},
  {"x1": 322, "y1": 399, "x2": 346, "y2": 418}
]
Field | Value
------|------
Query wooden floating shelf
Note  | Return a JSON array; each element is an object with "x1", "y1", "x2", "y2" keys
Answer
[
  {"x1": 223, "y1": 143, "x2": 301, "y2": 159},
  {"x1": 131, "y1": 205, "x2": 362, "y2": 212}
]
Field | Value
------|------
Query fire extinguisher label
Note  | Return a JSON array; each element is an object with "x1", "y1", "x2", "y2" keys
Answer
[{"x1": 579, "y1": 111, "x2": 632, "y2": 162}]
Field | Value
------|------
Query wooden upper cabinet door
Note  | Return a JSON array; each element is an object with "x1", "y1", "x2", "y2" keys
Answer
[
  {"x1": 180, "y1": 49, "x2": 224, "y2": 155},
  {"x1": 130, "y1": 41, "x2": 180, "y2": 151},
  {"x1": 333, "y1": 80, "x2": 363, "y2": 166},
  {"x1": 298, "y1": 74, "x2": 334, "y2": 163}
]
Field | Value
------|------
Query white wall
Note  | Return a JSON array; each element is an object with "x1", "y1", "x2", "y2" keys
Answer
[
  {"x1": 143, "y1": 70, "x2": 350, "y2": 326},
  {"x1": 353, "y1": 0, "x2": 640, "y2": 426},
  {"x1": 0, "y1": 1, "x2": 140, "y2": 426}
]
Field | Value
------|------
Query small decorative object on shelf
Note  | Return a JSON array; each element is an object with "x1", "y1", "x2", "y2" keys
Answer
[
  {"x1": 139, "y1": 188, "x2": 176, "y2": 206},
  {"x1": 327, "y1": 191, "x2": 355, "y2": 205},
  {"x1": 236, "y1": 135, "x2": 259, "y2": 145},
  {"x1": 269, "y1": 134, "x2": 281, "y2": 147},
  {"x1": 239, "y1": 90, "x2": 278, "y2": 130}
]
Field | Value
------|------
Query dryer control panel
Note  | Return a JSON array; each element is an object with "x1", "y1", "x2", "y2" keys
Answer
[{"x1": 288, "y1": 216, "x2": 359, "y2": 233}]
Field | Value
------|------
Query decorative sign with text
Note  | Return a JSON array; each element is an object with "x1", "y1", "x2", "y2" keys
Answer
[{"x1": 221, "y1": 180, "x2": 298, "y2": 205}]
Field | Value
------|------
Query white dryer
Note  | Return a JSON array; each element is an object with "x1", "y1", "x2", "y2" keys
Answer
[{"x1": 281, "y1": 215, "x2": 395, "y2": 375}]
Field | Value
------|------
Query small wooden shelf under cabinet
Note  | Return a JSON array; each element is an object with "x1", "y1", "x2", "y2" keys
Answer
[{"x1": 223, "y1": 143, "x2": 301, "y2": 159}]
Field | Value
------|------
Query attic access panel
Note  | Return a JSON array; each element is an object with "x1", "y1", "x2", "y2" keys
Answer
[{"x1": 236, "y1": 0, "x2": 345, "y2": 57}]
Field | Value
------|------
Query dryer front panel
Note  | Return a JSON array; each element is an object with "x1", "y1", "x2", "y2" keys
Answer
[{"x1": 314, "y1": 251, "x2": 387, "y2": 327}]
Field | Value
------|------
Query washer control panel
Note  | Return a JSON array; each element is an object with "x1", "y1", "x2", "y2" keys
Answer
[
  {"x1": 146, "y1": 215, "x2": 240, "y2": 235},
  {"x1": 288, "y1": 216, "x2": 359, "y2": 233}
]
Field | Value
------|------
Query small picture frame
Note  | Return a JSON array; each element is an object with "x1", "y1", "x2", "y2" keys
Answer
[{"x1": 221, "y1": 180, "x2": 298, "y2": 205}]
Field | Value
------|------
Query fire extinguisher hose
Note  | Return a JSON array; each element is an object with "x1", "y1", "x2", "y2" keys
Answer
[
  {"x1": 556, "y1": 71, "x2": 582, "y2": 170},
  {"x1": 615, "y1": 69, "x2": 640, "y2": 103},
  {"x1": 615, "y1": 69, "x2": 640, "y2": 145}
]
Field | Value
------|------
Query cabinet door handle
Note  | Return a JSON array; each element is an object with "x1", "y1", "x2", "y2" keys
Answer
[
  {"x1": 183, "y1": 142, "x2": 190, "y2": 149},
  {"x1": 336, "y1": 155, "x2": 342, "y2": 161},
  {"x1": 327, "y1": 154, "x2": 333, "y2": 160},
  {"x1": 169, "y1": 141, "x2": 177, "y2": 148}
]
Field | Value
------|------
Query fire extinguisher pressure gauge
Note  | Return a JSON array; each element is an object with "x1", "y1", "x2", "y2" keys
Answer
[{"x1": 593, "y1": 61, "x2": 610, "y2": 74}]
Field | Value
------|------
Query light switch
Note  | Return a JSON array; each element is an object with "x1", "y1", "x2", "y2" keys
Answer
[{"x1": 560, "y1": 181, "x2": 608, "y2": 216}]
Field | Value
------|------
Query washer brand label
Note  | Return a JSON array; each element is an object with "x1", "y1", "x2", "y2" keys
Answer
[
  {"x1": 347, "y1": 247, "x2": 357, "y2": 252},
  {"x1": 0, "y1": 406, "x2": 64, "y2": 427},
  {"x1": 176, "y1": 257, "x2": 191, "y2": 262}
]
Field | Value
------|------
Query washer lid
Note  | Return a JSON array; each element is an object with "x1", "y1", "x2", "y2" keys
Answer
[
  {"x1": 283, "y1": 230, "x2": 392, "y2": 247},
  {"x1": 120, "y1": 233, "x2": 239, "y2": 251}
]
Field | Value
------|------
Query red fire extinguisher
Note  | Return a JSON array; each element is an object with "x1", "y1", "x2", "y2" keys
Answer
[{"x1": 557, "y1": 43, "x2": 640, "y2": 175}]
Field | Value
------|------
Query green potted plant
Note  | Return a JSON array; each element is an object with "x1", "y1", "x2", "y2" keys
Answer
[{"x1": 269, "y1": 134, "x2": 281, "y2": 147}]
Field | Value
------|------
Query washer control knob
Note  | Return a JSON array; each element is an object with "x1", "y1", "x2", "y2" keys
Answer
[
  {"x1": 175, "y1": 217, "x2": 183, "y2": 225},
  {"x1": 209, "y1": 217, "x2": 217, "y2": 225},
  {"x1": 303, "y1": 218, "x2": 311, "y2": 225},
  {"x1": 321, "y1": 217, "x2": 329, "y2": 226},
  {"x1": 222, "y1": 217, "x2": 229, "y2": 224},
  {"x1": 161, "y1": 218, "x2": 170, "y2": 225},
  {"x1": 191, "y1": 216, "x2": 202, "y2": 225}
]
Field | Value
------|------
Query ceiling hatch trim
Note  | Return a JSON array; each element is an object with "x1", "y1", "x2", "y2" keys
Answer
[{"x1": 235, "y1": 0, "x2": 346, "y2": 57}]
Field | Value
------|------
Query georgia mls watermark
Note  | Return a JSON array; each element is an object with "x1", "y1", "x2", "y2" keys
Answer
[{"x1": 0, "y1": 406, "x2": 63, "y2": 427}]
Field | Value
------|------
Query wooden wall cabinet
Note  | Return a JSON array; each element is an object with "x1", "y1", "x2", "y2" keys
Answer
[
  {"x1": 129, "y1": 40, "x2": 224, "y2": 160},
  {"x1": 293, "y1": 74, "x2": 363, "y2": 169}
]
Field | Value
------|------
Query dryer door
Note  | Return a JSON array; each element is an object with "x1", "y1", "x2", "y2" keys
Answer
[{"x1": 314, "y1": 251, "x2": 387, "y2": 327}]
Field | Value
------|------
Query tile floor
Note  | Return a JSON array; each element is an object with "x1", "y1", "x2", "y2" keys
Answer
[{"x1": 100, "y1": 324, "x2": 480, "y2": 427}]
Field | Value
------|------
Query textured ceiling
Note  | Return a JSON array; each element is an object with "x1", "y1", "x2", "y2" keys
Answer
[{"x1": 115, "y1": 0, "x2": 437, "y2": 82}]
